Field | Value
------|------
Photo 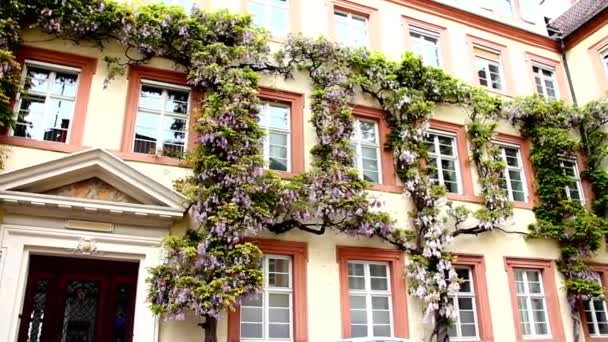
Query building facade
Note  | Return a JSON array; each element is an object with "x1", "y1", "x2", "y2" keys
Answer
[{"x1": 1, "y1": 0, "x2": 608, "y2": 342}]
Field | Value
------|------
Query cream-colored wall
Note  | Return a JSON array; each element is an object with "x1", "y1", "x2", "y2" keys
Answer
[
  {"x1": 4, "y1": 1, "x2": 605, "y2": 342},
  {"x1": 566, "y1": 25, "x2": 608, "y2": 104}
]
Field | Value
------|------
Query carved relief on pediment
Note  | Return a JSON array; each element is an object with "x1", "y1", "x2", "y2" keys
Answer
[{"x1": 44, "y1": 178, "x2": 140, "y2": 204}]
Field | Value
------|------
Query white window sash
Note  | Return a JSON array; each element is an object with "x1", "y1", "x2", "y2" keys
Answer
[
  {"x1": 134, "y1": 79, "x2": 191, "y2": 154},
  {"x1": 334, "y1": 11, "x2": 369, "y2": 48},
  {"x1": 475, "y1": 56, "x2": 504, "y2": 90},
  {"x1": 249, "y1": 0, "x2": 289, "y2": 36},
  {"x1": 409, "y1": 27, "x2": 441, "y2": 67},
  {"x1": 559, "y1": 159, "x2": 584, "y2": 204},
  {"x1": 14, "y1": 61, "x2": 81, "y2": 143},
  {"x1": 450, "y1": 267, "x2": 480, "y2": 341},
  {"x1": 427, "y1": 130, "x2": 462, "y2": 194},
  {"x1": 259, "y1": 102, "x2": 291, "y2": 172},
  {"x1": 497, "y1": 143, "x2": 528, "y2": 202},
  {"x1": 586, "y1": 297, "x2": 608, "y2": 337},
  {"x1": 348, "y1": 261, "x2": 394, "y2": 338},
  {"x1": 516, "y1": 269, "x2": 551, "y2": 338},
  {"x1": 351, "y1": 119, "x2": 382, "y2": 184},
  {"x1": 533, "y1": 64, "x2": 559, "y2": 99},
  {"x1": 602, "y1": 48, "x2": 608, "y2": 78}
]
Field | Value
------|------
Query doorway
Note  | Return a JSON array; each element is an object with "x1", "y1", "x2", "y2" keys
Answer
[{"x1": 17, "y1": 255, "x2": 139, "y2": 342}]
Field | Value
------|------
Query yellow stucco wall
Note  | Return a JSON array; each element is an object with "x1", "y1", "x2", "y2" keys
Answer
[
  {"x1": 566, "y1": 25, "x2": 608, "y2": 105},
  {"x1": 4, "y1": 1, "x2": 607, "y2": 342}
]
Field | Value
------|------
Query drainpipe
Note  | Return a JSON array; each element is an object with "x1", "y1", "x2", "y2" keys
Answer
[{"x1": 558, "y1": 36, "x2": 578, "y2": 106}]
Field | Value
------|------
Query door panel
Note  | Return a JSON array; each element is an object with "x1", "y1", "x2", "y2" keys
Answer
[{"x1": 18, "y1": 256, "x2": 138, "y2": 342}]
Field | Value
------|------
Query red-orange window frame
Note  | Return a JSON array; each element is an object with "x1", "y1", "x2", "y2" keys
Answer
[
  {"x1": 328, "y1": 0, "x2": 380, "y2": 51},
  {"x1": 0, "y1": 46, "x2": 97, "y2": 153},
  {"x1": 494, "y1": 133, "x2": 536, "y2": 209},
  {"x1": 452, "y1": 254, "x2": 494, "y2": 342},
  {"x1": 258, "y1": 87, "x2": 305, "y2": 176},
  {"x1": 119, "y1": 65, "x2": 202, "y2": 167},
  {"x1": 336, "y1": 246, "x2": 408, "y2": 339},
  {"x1": 227, "y1": 239, "x2": 308, "y2": 342},
  {"x1": 428, "y1": 119, "x2": 476, "y2": 202},
  {"x1": 351, "y1": 105, "x2": 398, "y2": 193},
  {"x1": 580, "y1": 263, "x2": 608, "y2": 342},
  {"x1": 504, "y1": 257, "x2": 566, "y2": 342}
]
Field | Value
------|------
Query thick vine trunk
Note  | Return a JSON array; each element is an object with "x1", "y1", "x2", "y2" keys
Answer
[
  {"x1": 432, "y1": 312, "x2": 450, "y2": 342},
  {"x1": 570, "y1": 299, "x2": 581, "y2": 342},
  {"x1": 199, "y1": 315, "x2": 218, "y2": 342}
]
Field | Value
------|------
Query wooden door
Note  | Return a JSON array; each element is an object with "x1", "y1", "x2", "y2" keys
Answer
[{"x1": 17, "y1": 256, "x2": 138, "y2": 342}]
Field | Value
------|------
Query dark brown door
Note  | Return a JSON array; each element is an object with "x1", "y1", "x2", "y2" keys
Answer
[{"x1": 17, "y1": 256, "x2": 138, "y2": 342}]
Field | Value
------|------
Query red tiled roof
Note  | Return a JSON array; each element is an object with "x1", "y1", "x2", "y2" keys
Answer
[{"x1": 550, "y1": 0, "x2": 608, "y2": 37}]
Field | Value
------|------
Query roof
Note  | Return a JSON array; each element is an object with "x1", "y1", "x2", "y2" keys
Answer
[{"x1": 550, "y1": 0, "x2": 608, "y2": 37}]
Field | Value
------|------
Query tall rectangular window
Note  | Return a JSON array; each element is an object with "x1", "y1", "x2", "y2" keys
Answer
[
  {"x1": 248, "y1": 0, "x2": 289, "y2": 37},
  {"x1": 258, "y1": 102, "x2": 290, "y2": 172},
  {"x1": 14, "y1": 61, "x2": 80, "y2": 143},
  {"x1": 560, "y1": 159, "x2": 584, "y2": 203},
  {"x1": 133, "y1": 80, "x2": 190, "y2": 156},
  {"x1": 334, "y1": 10, "x2": 368, "y2": 48},
  {"x1": 350, "y1": 119, "x2": 381, "y2": 183},
  {"x1": 448, "y1": 267, "x2": 479, "y2": 339},
  {"x1": 601, "y1": 48, "x2": 608, "y2": 78},
  {"x1": 515, "y1": 269, "x2": 550, "y2": 337},
  {"x1": 409, "y1": 27, "x2": 441, "y2": 68},
  {"x1": 474, "y1": 46, "x2": 503, "y2": 91},
  {"x1": 348, "y1": 261, "x2": 393, "y2": 338},
  {"x1": 240, "y1": 255, "x2": 293, "y2": 340},
  {"x1": 584, "y1": 273, "x2": 608, "y2": 337},
  {"x1": 499, "y1": 145, "x2": 527, "y2": 202},
  {"x1": 425, "y1": 132, "x2": 461, "y2": 193},
  {"x1": 533, "y1": 65, "x2": 559, "y2": 99}
]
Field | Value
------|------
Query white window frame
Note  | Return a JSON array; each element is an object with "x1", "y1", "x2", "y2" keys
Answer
[
  {"x1": 601, "y1": 47, "x2": 608, "y2": 78},
  {"x1": 258, "y1": 101, "x2": 291, "y2": 172},
  {"x1": 133, "y1": 79, "x2": 191, "y2": 155},
  {"x1": 334, "y1": 10, "x2": 369, "y2": 48},
  {"x1": 426, "y1": 130, "x2": 463, "y2": 194},
  {"x1": 241, "y1": 254, "x2": 294, "y2": 341},
  {"x1": 475, "y1": 55, "x2": 504, "y2": 91},
  {"x1": 533, "y1": 64, "x2": 559, "y2": 99},
  {"x1": 449, "y1": 267, "x2": 480, "y2": 341},
  {"x1": 13, "y1": 60, "x2": 81, "y2": 143},
  {"x1": 248, "y1": 0, "x2": 289, "y2": 37},
  {"x1": 560, "y1": 158, "x2": 584, "y2": 204},
  {"x1": 497, "y1": 143, "x2": 528, "y2": 202},
  {"x1": 584, "y1": 272, "x2": 608, "y2": 337},
  {"x1": 409, "y1": 26, "x2": 441, "y2": 68},
  {"x1": 515, "y1": 269, "x2": 552, "y2": 338},
  {"x1": 348, "y1": 261, "x2": 394, "y2": 338},
  {"x1": 351, "y1": 118, "x2": 382, "y2": 184}
]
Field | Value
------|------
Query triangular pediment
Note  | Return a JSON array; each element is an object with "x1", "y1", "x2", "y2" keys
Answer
[
  {"x1": 0, "y1": 148, "x2": 188, "y2": 213},
  {"x1": 43, "y1": 177, "x2": 141, "y2": 204}
]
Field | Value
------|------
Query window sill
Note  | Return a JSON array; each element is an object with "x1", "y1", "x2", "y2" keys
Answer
[
  {"x1": 512, "y1": 200, "x2": 534, "y2": 209},
  {"x1": 484, "y1": 88, "x2": 513, "y2": 98},
  {"x1": 370, "y1": 184, "x2": 402, "y2": 193},
  {"x1": 114, "y1": 151, "x2": 191, "y2": 168},
  {"x1": 447, "y1": 193, "x2": 481, "y2": 203},
  {"x1": 0, "y1": 136, "x2": 86, "y2": 154}
]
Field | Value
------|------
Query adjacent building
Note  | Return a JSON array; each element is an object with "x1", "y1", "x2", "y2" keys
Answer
[{"x1": 1, "y1": 0, "x2": 608, "y2": 341}]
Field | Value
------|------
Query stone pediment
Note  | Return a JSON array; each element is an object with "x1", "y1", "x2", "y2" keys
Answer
[
  {"x1": 0, "y1": 148, "x2": 188, "y2": 220},
  {"x1": 44, "y1": 177, "x2": 140, "y2": 204}
]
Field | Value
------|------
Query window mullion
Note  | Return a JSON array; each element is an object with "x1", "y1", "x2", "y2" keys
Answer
[
  {"x1": 434, "y1": 136, "x2": 445, "y2": 185},
  {"x1": 158, "y1": 90, "x2": 168, "y2": 153}
]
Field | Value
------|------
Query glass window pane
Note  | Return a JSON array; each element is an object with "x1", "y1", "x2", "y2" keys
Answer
[
  {"x1": 241, "y1": 307, "x2": 263, "y2": 322},
  {"x1": 268, "y1": 273, "x2": 289, "y2": 288},
  {"x1": 350, "y1": 309, "x2": 367, "y2": 324},
  {"x1": 269, "y1": 324, "x2": 290, "y2": 338},
  {"x1": 369, "y1": 264, "x2": 387, "y2": 277},
  {"x1": 458, "y1": 297, "x2": 473, "y2": 310},
  {"x1": 269, "y1": 105, "x2": 289, "y2": 129},
  {"x1": 359, "y1": 121, "x2": 378, "y2": 143},
  {"x1": 349, "y1": 263, "x2": 365, "y2": 276},
  {"x1": 371, "y1": 296, "x2": 389, "y2": 310},
  {"x1": 242, "y1": 293, "x2": 263, "y2": 306},
  {"x1": 373, "y1": 325, "x2": 391, "y2": 337},
  {"x1": 165, "y1": 90, "x2": 189, "y2": 114},
  {"x1": 363, "y1": 170, "x2": 380, "y2": 183},
  {"x1": 268, "y1": 258, "x2": 289, "y2": 273},
  {"x1": 52, "y1": 72, "x2": 78, "y2": 97},
  {"x1": 373, "y1": 310, "x2": 390, "y2": 324},
  {"x1": 371, "y1": 278, "x2": 388, "y2": 291},
  {"x1": 348, "y1": 276, "x2": 365, "y2": 290},
  {"x1": 461, "y1": 324, "x2": 477, "y2": 337},
  {"x1": 269, "y1": 132, "x2": 288, "y2": 146},
  {"x1": 349, "y1": 295, "x2": 366, "y2": 310},
  {"x1": 24, "y1": 67, "x2": 50, "y2": 93},
  {"x1": 270, "y1": 6, "x2": 289, "y2": 37},
  {"x1": 139, "y1": 85, "x2": 162, "y2": 110},
  {"x1": 269, "y1": 308, "x2": 290, "y2": 323},
  {"x1": 351, "y1": 325, "x2": 367, "y2": 338},
  {"x1": 269, "y1": 293, "x2": 289, "y2": 308},
  {"x1": 459, "y1": 310, "x2": 475, "y2": 324},
  {"x1": 241, "y1": 323, "x2": 263, "y2": 338},
  {"x1": 269, "y1": 157, "x2": 288, "y2": 172}
]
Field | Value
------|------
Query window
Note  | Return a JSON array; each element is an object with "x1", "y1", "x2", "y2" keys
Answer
[
  {"x1": 348, "y1": 261, "x2": 393, "y2": 338},
  {"x1": 334, "y1": 10, "x2": 368, "y2": 48},
  {"x1": 533, "y1": 65, "x2": 559, "y2": 99},
  {"x1": 560, "y1": 159, "x2": 584, "y2": 203},
  {"x1": 514, "y1": 269, "x2": 550, "y2": 337},
  {"x1": 448, "y1": 267, "x2": 478, "y2": 339},
  {"x1": 425, "y1": 132, "x2": 461, "y2": 193},
  {"x1": 584, "y1": 273, "x2": 608, "y2": 337},
  {"x1": 158, "y1": 0, "x2": 194, "y2": 11},
  {"x1": 248, "y1": 0, "x2": 289, "y2": 37},
  {"x1": 258, "y1": 102, "x2": 291, "y2": 172},
  {"x1": 475, "y1": 47, "x2": 503, "y2": 91},
  {"x1": 240, "y1": 255, "x2": 293, "y2": 340},
  {"x1": 409, "y1": 27, "x2": 441, "y2": 67},
  {"x1": 601, "y1": 48, "x2": 608, "y2": 78},
  {"x1": 14, "y1": 61, "x2": 80, "y2": 143},
  {"x1": 480, "y1": 0, "x2": 513, "y2": 16},
  {"x1": 350, "y1": 119, "x2": 382, "y2": 183},
  {"x1": 498, "y1": 145, "x2": 527, "y2": 202},
  {"x1": 133, "y1": 81, "x2": 190, "y2": 156}
]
